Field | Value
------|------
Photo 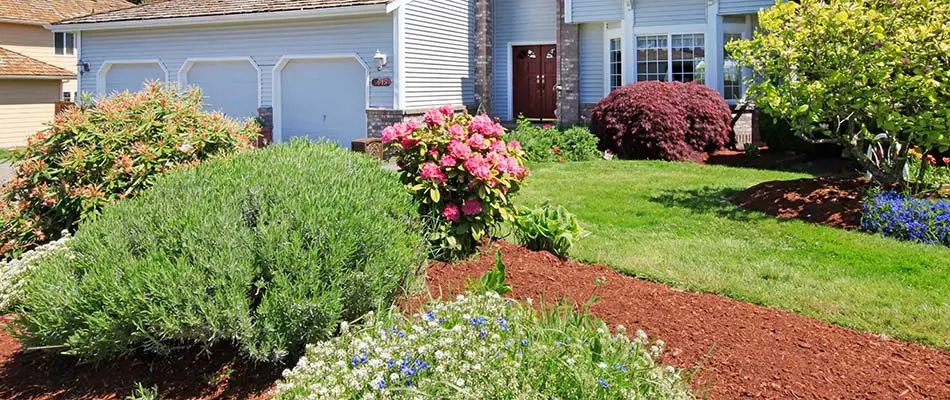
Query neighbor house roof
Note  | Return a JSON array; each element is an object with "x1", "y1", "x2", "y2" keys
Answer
[
  {"x1": 0, "y1": 0, "x2": 133, "y2": 24},
  {"x1": 0, "y1": 47, "x2": 74, "y2": 79},
  {"x1": 57, "y1": 0, "x2": 391, "y2": 25}
]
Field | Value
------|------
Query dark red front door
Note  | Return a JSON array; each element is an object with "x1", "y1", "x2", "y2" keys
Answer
[{"x1": 513, "y1": 44, "x2": 557, "y2": 120}]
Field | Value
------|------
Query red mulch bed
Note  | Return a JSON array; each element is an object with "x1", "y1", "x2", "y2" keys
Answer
[
  {"x1": 0, "y1": 316, "x2": 279, "y2": 400},
  {"x1": 421, "y1": 242, "x2": 950, "y2": 400},
  {"x1": 732, "y1": 176, "x2": 872, "y2": 230}
]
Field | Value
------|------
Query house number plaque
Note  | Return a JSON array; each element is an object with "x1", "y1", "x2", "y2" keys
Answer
[{"x1": 371, "y1": 77, "x2": 392, "y2": 87}]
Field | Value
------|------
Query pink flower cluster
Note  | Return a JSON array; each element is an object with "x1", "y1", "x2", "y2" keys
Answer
[{"x1": 383, "y1": 104, "x2": 529, "y2": 231}]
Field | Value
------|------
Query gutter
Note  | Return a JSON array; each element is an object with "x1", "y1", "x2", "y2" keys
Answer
[
  {"x1": 0, "y1": 18, "x2": 46, "y2": 26},
  {"x1": 48, "y1": 4, "x2": 389, "y2": 32}
]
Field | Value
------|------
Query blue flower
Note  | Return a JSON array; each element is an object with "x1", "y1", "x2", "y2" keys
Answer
[
  {"x1": 616, "y1": 363, "x2": 628, "y2": 372},
  {"x1": 521, "y1": 338, "x2": 529, "y2": 346},
  {"x1": 378, "y1": 379, "x2": 387, "y2": 389},
  {"x1": 423, "y1": 311, "x2": 436, "y2": 321},
  {"x1": 470, "y1": 316, "x2": 487, "y2": 326},
  {"x1": 598, "y1": 377, "x2": 609, "y2": 389},
  {"x1": 497, "y1": 317, "x2": 509, "y2": 331},
  {"x1": 479, "y1": 327, "x2": 488, "y2": 338},
  {"x1": 397, "y1": 330, "x2": 406, "y2": 338}
]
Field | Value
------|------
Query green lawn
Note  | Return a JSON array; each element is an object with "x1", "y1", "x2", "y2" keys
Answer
[{"x1": 516, "y1": 160, "x2": 950, "y2": 348}]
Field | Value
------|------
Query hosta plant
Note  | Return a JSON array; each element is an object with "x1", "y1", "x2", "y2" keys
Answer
[
  {"x1": 276, "y1": 292, "x2": 691, "y2": 399},
  {"x1": 0, "y1": 82, "x2": 258, "y2": 259},
  {"x1": 384, "y1": 106, "x2": 529, "y2": 259},
  {"x1": 513, "y1": 203, "x2": 590, "y2": 258}
]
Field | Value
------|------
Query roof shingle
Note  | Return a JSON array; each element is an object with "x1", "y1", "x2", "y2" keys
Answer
[
  {"x1": 0, "y1": 0, "x2": 133, "y2": 24},
  {"x1": 57, "y1": 0, "x2": 391, "y2": 25},
  {"x1": 0, "y1": 47, "x2": 74, "y2": 78}
]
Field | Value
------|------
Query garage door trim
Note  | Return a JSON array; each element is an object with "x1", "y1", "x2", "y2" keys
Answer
[
  {"x1": 272, "y1": 54, "x2": 370, "y2": 143},
  {"x1": 96, "y1": 59, "x2": 168, "y2": 97},
  {"x1": 178, "y1": 57, "x2": 263, "y2": 110}
]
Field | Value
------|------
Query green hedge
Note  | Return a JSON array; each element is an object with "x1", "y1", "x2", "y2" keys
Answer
[
  {"x1": 507, "y1": 118, "x2": 601, "y2": 162},
  {"x1": 13, "y1": 141, "x2": 423, "y2": 363}
]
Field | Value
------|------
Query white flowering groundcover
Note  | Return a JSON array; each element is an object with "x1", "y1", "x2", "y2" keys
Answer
[
  {"x1": 0, "y1": 233, "x2": 71, "y2": 311},
  {"x1": 277, "y1": 292, "x2": 691, "y2": 399}
]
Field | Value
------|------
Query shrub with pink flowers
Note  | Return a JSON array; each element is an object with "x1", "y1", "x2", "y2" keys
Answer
[
  {"x1": 383, "y1": 106, "x2": 529, "y2": 258},
  {"x1": 0, "y1": 82, "x2": 258, "y2": 260}
]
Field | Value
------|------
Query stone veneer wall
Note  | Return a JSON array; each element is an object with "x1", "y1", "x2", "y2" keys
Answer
[
  {"x1": 474, "y1": 0, "x2": 493, "y2": 115},
  {"x1": 555, "y1": 0, "x2": 581, "y2": 125},
  {"x1": 580, "y1": 103, "x2": 597, "y2": 124}
]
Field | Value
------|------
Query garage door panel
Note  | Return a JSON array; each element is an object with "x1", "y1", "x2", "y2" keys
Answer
[
  {"x1": 279, "y1": 58, "x2": 367, "y2": 146},
  {"x1": 104, "y1": 63, "x2": 165, "y2": 95},
  {"x1": 186, "y1": 60, "x2": 259, "y2": 119}
]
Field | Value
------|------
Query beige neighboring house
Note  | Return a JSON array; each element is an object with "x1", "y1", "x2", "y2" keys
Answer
[{"x1": 0, "y1": 0, "x2": 132, "y2": 148}]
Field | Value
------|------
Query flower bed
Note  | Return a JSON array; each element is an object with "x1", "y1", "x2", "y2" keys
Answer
[
  {"x1": 861, "y1": 190, "x2": 950, "y2": 246},
  {"x1": 276, "y1": 292, "x2": 690, "y2": 399}
]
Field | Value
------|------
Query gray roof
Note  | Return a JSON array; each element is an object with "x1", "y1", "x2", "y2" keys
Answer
[{"x1": 57, "y1": 0, "x2": 390, "y2": 25}]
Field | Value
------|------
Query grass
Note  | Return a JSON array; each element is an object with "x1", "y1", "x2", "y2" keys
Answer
[{"x1": 516, "y1": 160, "x2": 950, "y2": 349}]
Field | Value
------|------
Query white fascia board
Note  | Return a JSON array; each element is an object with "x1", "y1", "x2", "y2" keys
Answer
[
  {"x1": 386, "y1": 0, "x2": 420, "y2": 13},
  {"x1": 48, "y1": 4, "x2": 388, "y2": 32}
]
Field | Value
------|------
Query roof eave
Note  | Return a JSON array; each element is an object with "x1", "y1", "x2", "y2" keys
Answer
[
  {"x1": 0, "y1": 18, "x2": 47, "y2": 26},
  {"x1": 50, "y1": 3, "x2": 390, "y2": 32},
  {"x1": 0, "y1": 75, "x2": 74, "y2": 80}
]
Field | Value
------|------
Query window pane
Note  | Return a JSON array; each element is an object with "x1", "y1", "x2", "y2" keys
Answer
[
  {"x1": 671, "y1": 34, "x2": 704, "y2": 84},
  {"x1": 723, "y1": 32, "x2": 743, "y2": 100},
  {"x1": 54, "y1": 33, "x2": 64, "y2": 55},
  {"x1": 609, "y1": 37, "x2": 623, "y2": 91},
  {"x1": 65, "y1": 33, "x2": 75, "y2": 55}
]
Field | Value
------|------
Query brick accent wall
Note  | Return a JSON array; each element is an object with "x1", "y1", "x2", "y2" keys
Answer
[
  {"x1": 555, "y1": 0, "x2": 581, "y2": 125},
  {"x1": 366, "y1": 108, "x2": 405, "y2": 138},
  {"x1": 732, "y1": 102, "x2": 760, "y2": 147},
  {"x1": 474, "y1": 0, "x2": 493, "y2": 115}
]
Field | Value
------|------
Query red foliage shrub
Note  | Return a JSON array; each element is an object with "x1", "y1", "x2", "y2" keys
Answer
[
  {"x1": 679, "y1": 82, "x2": 733, "y2": 152},
  {"x1": 590, "y1": 81, "x2": 732, "y2": 161}
]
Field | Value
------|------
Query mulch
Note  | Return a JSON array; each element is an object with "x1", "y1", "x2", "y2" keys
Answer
[
  {"x1": 732, "y1": 176, "x2": 872, "y2": 230},
  {"x1": 0, "y1": 316, "x2": 279, "y2": 400},
  {"x1": 3, "y1": 240, "x2": 949, "y2": 399},
  {"x1": 421, "y1": 242, "x2": 950, "y2": 400}
]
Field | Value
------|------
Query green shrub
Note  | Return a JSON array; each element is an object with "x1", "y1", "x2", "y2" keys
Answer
[
  {"x1": 513, "y1": 203, "x2": 589, "y2": 258},
  {"x1": 13, "y1": 141, "x2": 423, "y2": 363},
  {"x1": 0, "y1": 233, "x2": 71, "y2": 312},
  {"x1": 508, "y1": 117, "x2": 601, "y2": 162},
  {"x1": 0, "y1": 82, "x2": 257, "y2": 259},
  {"x1": 276, "y1": 291, "x2": 691, "y2": 399}
]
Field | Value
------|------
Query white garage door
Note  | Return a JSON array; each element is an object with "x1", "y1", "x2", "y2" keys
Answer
[
  {"x1": 278, "y1": 58, "x2": 367, "y2": 146},
  {"x1": 103, "y1": 62, "x2": 165, "y2": 95},
  {"x1": 185, "y1": 60, "x2": 259, "y2": 119}
]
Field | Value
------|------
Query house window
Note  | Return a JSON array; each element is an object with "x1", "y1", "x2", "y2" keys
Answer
[
  {"x1": 636, "y1": 33, "x2": 706, "y2": 84},
  {"x1": 636, "y1": 35, "x2": 668, "y2": 82},
  {"x1": 671, "y1": 34, "x2": 705, "y2": 83},
  {"x1": 54, "y1": 32, "x2": 75, "y2": 56},
  {"x1": 62, "y1": 92, "x2": 72, "y2": 102},
  {"x1": 723, "y1": 33, "x2": 743, "y2": 101},
  {"x1": 609, "y1": 38, "x2": 623, "y2": 92}
]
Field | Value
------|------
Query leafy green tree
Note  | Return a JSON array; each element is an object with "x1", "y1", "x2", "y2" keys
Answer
[{"x1": 728, "y1": 0, "x2": 950, "y2": 183}]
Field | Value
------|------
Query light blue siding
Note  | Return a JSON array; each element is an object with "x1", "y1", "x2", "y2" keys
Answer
[
  {"x1": 579, "y1": 23, "x2": 604, "y2": 104},
  {"x1": 720, "y1": 0, "x2": 774, "y2": 15},
  {"x1": 79, "y1": 15, "x2": 395, "y2": 108},
  {"x1": 633, "y1": 0, "x2": 706, "y2": 26},
  {"x1": 492, "y1": 0, "x2": 557, "y2": 119},
  {"x1": 403, "y1": 0, "x2": 476, "y2": 110},
  {"x1": 572, "y1": 0, "x2": 623, "y2": 23}
]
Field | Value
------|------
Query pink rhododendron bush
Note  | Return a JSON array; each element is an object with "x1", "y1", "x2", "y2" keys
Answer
[{"x1": 383, "y1": 106, "x2": 529, "y2": 259}]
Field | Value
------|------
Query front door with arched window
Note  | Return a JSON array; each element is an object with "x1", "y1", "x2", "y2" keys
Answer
[{"x1": 512, "y1": 44, "x2": 557, "y2": 120}]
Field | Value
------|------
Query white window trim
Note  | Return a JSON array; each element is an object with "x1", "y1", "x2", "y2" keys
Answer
[
  {"x1": 177, "y1": 57, "x2": 263, "y2": 111},
  {"x1": 53, "y1": 32, "x2": 75, "y2": 56},
  {"x1": 96, "y1": 60, "x2": 169, "y2": 97},
  {"x1": 271, "y1": 54, "x2": 370, "y2": 143},
  {"x1": 722, "y1": 15, "x2": 755, "y2": 105},
  {"x1": 632, "y1": 31, "x2": 707, "y2": 84},
  {"x1": 603, "y1": 24, "x2": 624, "y2": 97}
]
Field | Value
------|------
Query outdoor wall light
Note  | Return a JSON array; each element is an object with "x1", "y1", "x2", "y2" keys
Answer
[
  {"x1": 77, "y1": 61, "x2": 90, "y2": 73},
  {"x1": 374, "y1": 50, "x2": 388, "y2": 71}
]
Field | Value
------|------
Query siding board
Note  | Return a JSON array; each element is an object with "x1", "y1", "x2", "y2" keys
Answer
[
  {"x1": 579, "y1": 23, "x2": 605, "y2": 104},
  {"x1": 0, "y1": 80, "x2": 61, "y2": 148},
  {"x1": 403, "y1": 0, "x2": 477, "y2": 109},
  {"x1": 633, "y1": 0, "x2": 706, "y2": 26},
  {"x1": 78, "y1": 15, "x2": 395, "y2": 108},
  {"x1": 572, "y1": 0, "x2": 623, "y2": 23},
  {"x1": 720, "y1": 0, "x2": 774, "y2": 15}
]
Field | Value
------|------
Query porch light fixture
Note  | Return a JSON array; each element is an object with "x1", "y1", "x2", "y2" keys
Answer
[
  {"x1": 77, "y1": 60, "x2": 90, "y2": 73},
  {"x1": 374, "y1": 50, "x2": 388, "y2": 71}
]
